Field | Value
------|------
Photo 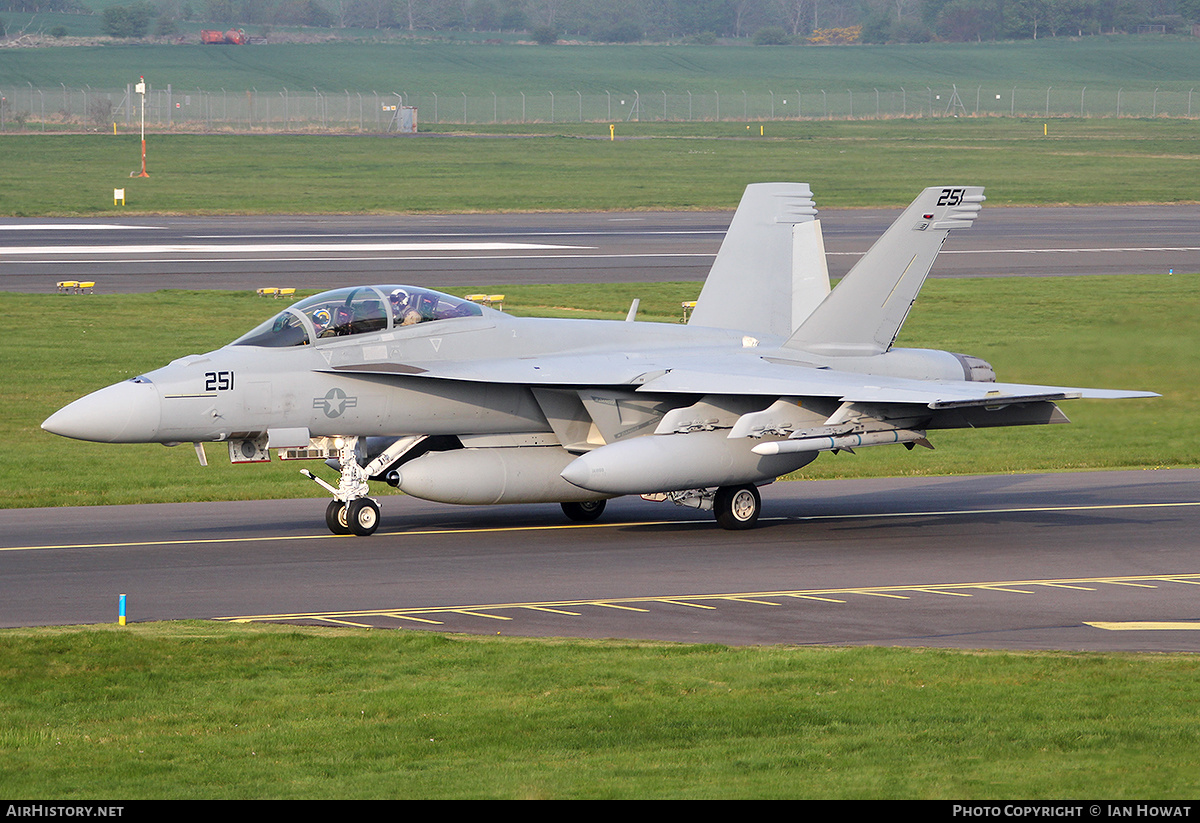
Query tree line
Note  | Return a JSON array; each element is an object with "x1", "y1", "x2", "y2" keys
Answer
[{"x1": 6, "y1": 0, "x2": 1197, "y2": 42}]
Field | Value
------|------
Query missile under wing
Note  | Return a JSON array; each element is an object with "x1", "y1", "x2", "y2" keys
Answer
[{"x1": 43, "y1": 184, "x2": 1156, "y2": 534}]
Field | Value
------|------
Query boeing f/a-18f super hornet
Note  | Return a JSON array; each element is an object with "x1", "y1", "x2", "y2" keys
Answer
[{"x1": 43, "y1": 184, "x2": 1156, "y2": 535}]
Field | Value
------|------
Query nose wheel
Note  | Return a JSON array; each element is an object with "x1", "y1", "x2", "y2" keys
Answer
[
  {"x1": 325, "y1": 500, "x2": 351, "y2": 535},
  {"x1": 324, "y1": 498, "x2": 380, "y2": 536},
  {"x1": 346, "y1": 498, "x2": 380, "y2": 536}
]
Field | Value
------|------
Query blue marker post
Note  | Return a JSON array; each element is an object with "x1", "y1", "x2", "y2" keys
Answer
[{"x1": 118, "y1": 593, "x2": 127, "y2": 626}]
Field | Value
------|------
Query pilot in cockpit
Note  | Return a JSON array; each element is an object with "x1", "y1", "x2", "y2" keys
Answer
[
  {"x1": 332, "y1": 306, "x2": 354, "y2": 335},
  {"x1": 312, "y1": 308, "x2": 334, "y2": 338},
  {"x1": 390, "y1": 288, "x2": 423, "y2": 326}
]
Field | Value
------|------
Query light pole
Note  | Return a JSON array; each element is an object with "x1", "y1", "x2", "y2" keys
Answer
[{"x1": 136, "y1": 76, "x2": 149, "y2": 177}]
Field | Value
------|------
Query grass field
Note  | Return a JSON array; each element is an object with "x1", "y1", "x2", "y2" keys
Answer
[
  {"x1": 2, "y1": 37, "x2": 1199, "y2": 94},
  {"x1": 3, "y1": 118, "x2": 1200, "y2": 216},
  {"x1": 1, "y1": 622, "x2": 1197, "y2": 799}
]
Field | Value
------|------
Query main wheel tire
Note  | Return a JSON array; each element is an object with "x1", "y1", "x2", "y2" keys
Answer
[
  {"x1": 561, "y1": 499, "x2": 606, "y2": 523},
  {"x1": 347, "y1": 498, "x2": 380, "y2": 536},
  {"x1": 325, "y1": 500, "x2": 351, "y2": 535},
  {"x1": 714, "y1": 484, "x2": 761, "y2": 530}
]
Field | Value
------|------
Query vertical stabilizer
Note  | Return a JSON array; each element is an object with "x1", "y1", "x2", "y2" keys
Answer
[
  {"x1": 785, "y1": 186, "x2": 985, "y2": 356},
  {"x1": 689, "y1": 183, "x2": 828, "y2": 339},
  {"x1": 791, "y1": 217, "x2": 830, "y2": 330}
]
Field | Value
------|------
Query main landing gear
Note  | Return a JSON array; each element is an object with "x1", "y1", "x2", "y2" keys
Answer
[
  {"x1": 561, "y1": 499, "x2": 607, "y2": 522},
  {"x1": 640, "y1": 483, "x2": 763, "y2": 529},
  {"x1": 713, "y1": 484, "x2": 761, "y2": 530}
]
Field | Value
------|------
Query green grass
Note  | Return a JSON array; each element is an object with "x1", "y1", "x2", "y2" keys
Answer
[
  {"x1": 3, "y1": 38, "x2": 1199, "y2": 94},
  {"x1": 3, "y1": 118, "x2": 1200, "y2": 216},
  {"x1": 1, "y1": 622, "x2": 1197, "y2": 799},
  {"x1": 3, "y1": 274, "x2": 1193, "y2": 509}
]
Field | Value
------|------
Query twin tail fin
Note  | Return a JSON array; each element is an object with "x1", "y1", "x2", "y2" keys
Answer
[{"x1": 784, "y1": 186, "x2": 985, "y2": 357}]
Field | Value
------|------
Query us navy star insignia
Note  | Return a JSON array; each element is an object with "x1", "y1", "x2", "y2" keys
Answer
[{"x1": 314, "y1": 387, "x2": 358, "y2": 418}]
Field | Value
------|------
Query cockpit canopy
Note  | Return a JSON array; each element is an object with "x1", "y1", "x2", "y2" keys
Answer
[{"x1": 232, "y1": 285, "x2": 485, "y2": 348}]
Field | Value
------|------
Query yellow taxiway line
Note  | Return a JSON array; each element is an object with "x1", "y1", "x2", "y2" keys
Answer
[
  {"x1": 4, "y1": 499, "x2": 1198, "y2": 554},
  {"x1": 217, "y1": 573, "x2": 1200, "y2": 627}
]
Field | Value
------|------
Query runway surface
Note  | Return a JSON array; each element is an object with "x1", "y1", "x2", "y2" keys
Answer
[
  {"x1": 3, "y1": 204, "x2": 1198, "y2": 293},
  {"x1": 3, "y1": 469, "x2": 1198, "y2": 652}
]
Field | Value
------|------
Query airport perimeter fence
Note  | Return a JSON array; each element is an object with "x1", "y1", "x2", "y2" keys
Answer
[{"x1": 2, "y1": 83, "x2": 1198, "y2": 132}]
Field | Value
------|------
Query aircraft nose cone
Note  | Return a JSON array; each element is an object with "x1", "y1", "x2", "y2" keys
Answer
[{"x1": 42, "y1": 380, "x2": 162, "y2": 443}]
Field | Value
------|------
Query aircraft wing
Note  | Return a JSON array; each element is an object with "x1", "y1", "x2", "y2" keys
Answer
[
  {"x1": 634, "y1": 361, "x2": 1158, "y2": 406},
  {"x1": 326, "y1": 351, "x2": 1157, "y2": 408}
]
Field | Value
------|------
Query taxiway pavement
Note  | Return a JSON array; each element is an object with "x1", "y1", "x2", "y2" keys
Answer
[
  {"x1": 2, "y1": 470, "x2": 1197, "y2": 652},
  {"x1": 3, "y1": 204, "x2": 1198, "y2": 293}
]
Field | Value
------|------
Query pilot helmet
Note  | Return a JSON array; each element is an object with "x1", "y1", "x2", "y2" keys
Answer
[{"x1": 389, "y1": 288, "x2": 411, "y2": 309}]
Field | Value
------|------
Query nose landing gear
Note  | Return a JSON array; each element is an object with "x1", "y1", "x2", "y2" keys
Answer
[{"x1": 304, "y1": 436, "x2": 380, "y2": 536}]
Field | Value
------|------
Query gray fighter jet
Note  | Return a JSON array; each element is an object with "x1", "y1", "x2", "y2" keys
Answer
[{"x1": 43, "y1": 184, "x2": 1156, "y2": 535}]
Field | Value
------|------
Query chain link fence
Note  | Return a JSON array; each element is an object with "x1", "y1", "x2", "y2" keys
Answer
[{"x1": 2, "y1": 84, "x2": 1197, "y2": 131}]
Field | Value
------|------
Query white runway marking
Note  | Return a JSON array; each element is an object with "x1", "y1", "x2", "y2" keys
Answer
[
  {"x1": 827, "y1": 246, "x2": 1200, "y2": 255},
  {"x1": 0, "y1": 224, "x2": 163, "y2": 231},
  {"x1": 0, "y1": 241, "x2": 586, "y2": 256},
  {"x1": 945, "y1": 247, "x2": 1200, "y2": 254}
]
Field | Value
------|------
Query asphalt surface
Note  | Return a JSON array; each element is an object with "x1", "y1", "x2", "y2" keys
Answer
[
  {"x1": 2, "y1": 470, "x2": 1198, "y2": 652},
  {"x1": 2, "y1": 204, "x2": 1198, "y2": 293}
]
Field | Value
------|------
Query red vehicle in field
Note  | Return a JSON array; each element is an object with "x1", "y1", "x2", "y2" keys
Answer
[{"x1": 200, "y1": 29, "x2": 247, "y2": 44}]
